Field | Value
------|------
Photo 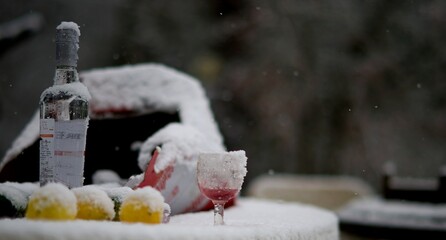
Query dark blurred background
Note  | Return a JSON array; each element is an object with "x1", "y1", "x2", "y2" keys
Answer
[{"x1": 1, "y1": 0, "x2": 445, "y2": 192}]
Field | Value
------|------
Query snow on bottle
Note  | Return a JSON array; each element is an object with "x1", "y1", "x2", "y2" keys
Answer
[{"x1": 39, "y1": 21, "x2": 90, "y2": 188}]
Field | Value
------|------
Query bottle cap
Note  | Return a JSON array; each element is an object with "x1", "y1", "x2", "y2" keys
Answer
[{"x1": 55, "y1": 22, "x2": 80, "y2": 67}]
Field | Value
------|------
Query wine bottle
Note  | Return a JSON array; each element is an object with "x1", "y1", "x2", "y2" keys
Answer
[{"x1": 39, "y1": 21, "x2": 90, "y2": 188}]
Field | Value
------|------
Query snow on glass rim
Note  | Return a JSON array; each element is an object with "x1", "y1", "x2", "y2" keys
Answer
[{"x1": 197, "y1": 150, "x2": 248, "y2": 190}]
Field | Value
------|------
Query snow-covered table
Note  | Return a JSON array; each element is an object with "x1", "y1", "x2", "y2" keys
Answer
[{"x1": 0, "y1": 198, "x2": 338, "y2": 240}]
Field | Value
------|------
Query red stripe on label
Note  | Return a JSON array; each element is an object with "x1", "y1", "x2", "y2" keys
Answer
[
  {"x1": 54, "y1": 151, "x2": 85, "y2": 157},
  {"x1": 40, "y1": 134, "x2": 54, "y2": 138}
]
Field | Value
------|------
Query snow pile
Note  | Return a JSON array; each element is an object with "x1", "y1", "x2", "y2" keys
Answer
[
  {"x1": 119, "y1": 187, "x2": 167, "y2": 224},
  {"x1": 138, "y1": 123, "x2": 224, "y2": 174},
  {"x1": 40, "y1": 82, "x2": 91, "y2": 103},
  {"x1": 122, "y1": 187, "x2": 165, "y2": 212},
  {"x1": 81, "y1": 64, "x2": 223, "y2": 148},
  {"x1": 92, "y1": 170, "x2": 124, "y2": 185},
  {"x1": 197, "y1": 151, "x2": 247, "y2": 190},
  {"x1": 99, "y1": 186, "x2": 133, "y2": 204},
  {"x1": 72, "y1": 186, "x2": 115, "y2": 220},
  {"x1": 28, "y1": 183, "x2": 76, "y2": 211},
  {"x1": 56, "y1": 21, "x2": 80, "y2": 36},
  {"x1": 0, "y1": 182, "x2": 38, "y2": 213},
  {"x1": 81, "y1": 64, "x2": 225, "y2": 174},
  {"x1": 163, "y1": 202, "x2": 171, "y2": 223},
  {"x1": 0, "y1": 198, "x2": 339, "y2": 240},
  {"x1": 338, "y1": 197, "x2": 446, "y2": 230},
  {"x1": 26, "y1": 183, "x2": 77, "y2": 219},
  {"x1": 98, "y1": 186, "x2": 133, "y2": 221}
]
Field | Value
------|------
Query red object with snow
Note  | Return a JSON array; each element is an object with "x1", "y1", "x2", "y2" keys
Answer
[{"x1": 136, "y1": 148, "x2": 235, "y2": 213}]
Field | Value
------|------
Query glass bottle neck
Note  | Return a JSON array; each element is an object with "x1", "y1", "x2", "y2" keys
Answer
[{"x1": 54, "y1": 65, "x2": 78, "y2": 85}]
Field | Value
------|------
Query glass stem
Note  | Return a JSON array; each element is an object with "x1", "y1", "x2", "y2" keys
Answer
[{"x1": 213, "y1": 201, "x2": 225, "y2": 225}]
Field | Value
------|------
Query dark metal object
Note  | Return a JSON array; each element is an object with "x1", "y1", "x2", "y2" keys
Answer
[
  {"x1": 340, "y1": 219, "x2": 446, "y2": 240},
  {"x1": 339, "y1": 163, "x2": 446, "y2": 239},
  {"x1": 382, "y1": 162, "x2": 446, "y2": 203}
]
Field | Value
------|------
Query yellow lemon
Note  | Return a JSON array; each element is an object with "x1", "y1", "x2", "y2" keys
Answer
[
  {"x1": 119, "y1": 187, "x2": 164, "y2": 224},
  {"x1": 72, "y1": 186, "x2": 115, "y2": 220},
  {"x1": 25, "y1": 183, "x2": 77, "y2": 220}
]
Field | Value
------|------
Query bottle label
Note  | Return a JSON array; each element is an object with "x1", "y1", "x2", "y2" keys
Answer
[
  {"x1": 40, "y1": 118, "x2": 88, "y2": 188},
  {"x1": 40, "y1": 119, "x2": 55, "y2": 184}
]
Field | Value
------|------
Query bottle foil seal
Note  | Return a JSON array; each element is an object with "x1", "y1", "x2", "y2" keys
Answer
[{"x1": 55, "y1": 28, "x2": 79, "y2": 67}]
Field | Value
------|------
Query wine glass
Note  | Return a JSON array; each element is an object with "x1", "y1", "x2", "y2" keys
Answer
[{"x1": 197, "y1": 151, "x2": 247, "y2": 225}]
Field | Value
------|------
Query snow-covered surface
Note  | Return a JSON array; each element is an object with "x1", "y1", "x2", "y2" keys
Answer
[
  {"x1": 56, "y1": 21, "x2": 80, "y2": 36},
  {"x1": 163, "y1": 202, "x2": 171, "y2": 223},
  {"x1": 0, "y1": 198, "x2": 338, "y2": 240},
  {"x1": 338, "y1": 197, "x2": 446, "y2": 230},
  {"x1": 1, "y1": 63, "x2": 224, "y2": 174},
  {"x1": 72, "y1": 186, "x2": 115, "y2": 220},
  {"x1": 138, "y1": 123, "x2": 225, "y2": 173},
  {"x1": 40, "y1": 81, "x2": 91, "y2": 102},
  {"x1": 122, "y1": 187, "x2": 165, "y2": 212},
  {"x1": 124, "y1": 174, "x2": 144, "y2": 189},
  {"x1": 81, "y1": 64, "x2": 223, "y2": 146},
  {"x1": 82, "y1": 64, "x2": 225, "y2": 173},
  {"x1": 0, "y1": 111, "x2": 39, "y2": 171},
  {"x1": 92, "y1": 170, "x2": 123, "y2": 185},
  {"x1": 0, "y1": 182, "x2": 38, "y2": 210},
  {"x1": 27, "y1": 183, "x2": 77, "y2": 216},
  {"x1": 99, "y1": 186, "x2": 133, "y2": 203}
]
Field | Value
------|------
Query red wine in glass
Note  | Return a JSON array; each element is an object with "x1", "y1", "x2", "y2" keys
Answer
[
  {"x1": 198, "y1": 185, "x2": 239, "y2": 225},
  {"x1": 200, "y1": 187, "x2": 239, "y2": 203}
]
